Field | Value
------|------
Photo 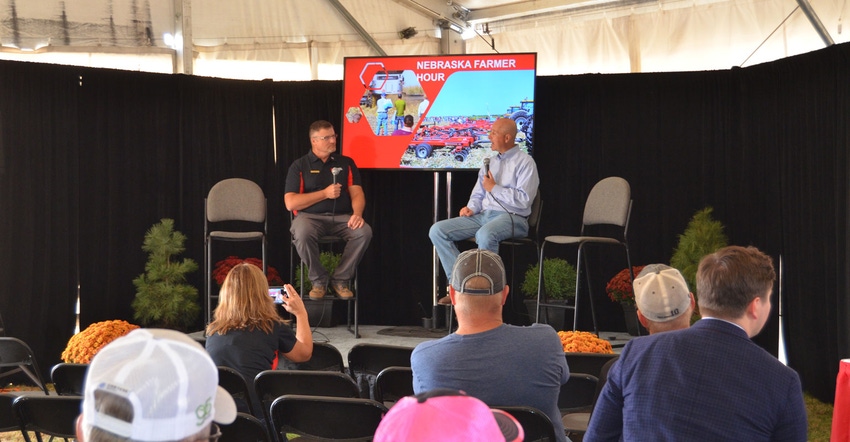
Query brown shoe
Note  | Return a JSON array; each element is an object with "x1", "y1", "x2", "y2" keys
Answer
[
  {"x1": 437, "y1": 296, "x2": 452, "y2": 305},
  {"x1": 333, "y1": 283, "x2": 354, "y2": 299},
  {"x1": 309, "y1": 286, "x2": 326, "y2": 300}
]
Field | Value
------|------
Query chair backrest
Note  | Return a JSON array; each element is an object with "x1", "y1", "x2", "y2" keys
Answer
[
  {"x1": 217, "y1": 366, "x2": 255, "y2": 416},
  {"x1": 270, "y1": 394, "x2": 388, "y2": 442},
  {"x1": 50, "y1": 363, "x2": 88, "y2": 396},
  {"x1": 374, "y1": 366, "x2": 414, "y2": 407},
  {"x1": 565, "y1": 352, "x2": 619, "y2": 378},
  {"x1": 219, "y1": 412, "x2": 271, "y2": 442},
  {"x1": 591, "y1": 355, "x2": 619, "y2": 407},
  {"x1": 206, "y1": 178, "x2": 267, "y2": 224},
  {"x1": 0, "y1": 392, "x2": 25, "y2": 433},
  {"x1": 493, "y1": 405, "x2": 557, "y2": 442},
  {"x1": 582, "y1": 177, "x2": 631, "y2": 228},
  {"x1": 13, "y1": 394, "x2": 81, "y2": 440},
  {"x1": 0, "y1": 337, "x2": 49, "y2": 394},
  {"x1": 528, "y1": 190, "x2": 543, "y2": 232},
  {"x1": 558, "y1": 373, "x2": 599, "y2": 413},
  {"x1": 278, "y1": 342, "x2": 345, "y2": 373},
  {"x1": 347, "y1": 343, "x2": 414, "y2": 399},
  {"x1": 254, "y1": 370, "x2": 360, "y2": 431}
]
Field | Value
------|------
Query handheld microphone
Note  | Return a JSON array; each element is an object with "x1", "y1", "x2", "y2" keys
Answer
[
  {"x1": 332, "y1": 167, "x2": 343, "y2": 184},
  {"x1": 483, "y1": 157, "x2": 490, "y2": 176}
]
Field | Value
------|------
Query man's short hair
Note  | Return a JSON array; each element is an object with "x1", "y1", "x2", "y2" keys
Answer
[
  {"x1": 696, "y1": 245, "x2": 775, "y2": 318},
  {"x1": 309, "y1": 120, "x2": 333, "y2": 136},
  {"x1": 81, "y1": 329, "x2": 236, "y2": 441},
  {"x1": 451, "y1": 249, "x2": 506, "y2": 295}
]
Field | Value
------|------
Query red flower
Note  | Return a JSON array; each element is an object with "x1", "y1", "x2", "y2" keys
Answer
[
  {"x1": 605, "y1": 265, "x2": 646, "y2": 304},
  {"x1": 213, "y1": 256, "x2": 284, "y2": 286}
]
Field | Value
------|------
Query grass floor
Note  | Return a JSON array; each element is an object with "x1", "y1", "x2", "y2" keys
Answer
[{"x1": 0, "y1": 386, "x2": 834, "y2": 441}]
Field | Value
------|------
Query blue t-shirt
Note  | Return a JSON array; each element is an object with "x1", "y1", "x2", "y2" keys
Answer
[{"x1": 411, "y1": 323, "x2": 569, "y2": 442}]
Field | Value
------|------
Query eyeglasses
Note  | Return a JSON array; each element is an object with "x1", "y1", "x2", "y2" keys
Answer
[{"x1": 312, "y1": 134, "x2": 337, "y2": 141}]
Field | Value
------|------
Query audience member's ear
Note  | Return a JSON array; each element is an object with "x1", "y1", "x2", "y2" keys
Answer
[
  {"x1": 75, "y1": 414, "x2": 85, "y2": 441},
  {"x1": 636, "y1": 310, "x2": 650, "y2": 328}
]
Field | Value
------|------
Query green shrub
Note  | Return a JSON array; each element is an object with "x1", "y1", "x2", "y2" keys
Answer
[{"x1": 521, "y1": 258, "x2": 577, "y2": 300}]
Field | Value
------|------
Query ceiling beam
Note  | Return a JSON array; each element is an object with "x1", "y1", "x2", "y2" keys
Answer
[
  {"x1": 390, "y1": 0, "x2": 468, "y2": 30},
  {"x1": 325, "y1": 0, "x2": 387, "y2": 56},
  {"x1": 466, "y1": 0, "x2": 619, "y2": 24}
]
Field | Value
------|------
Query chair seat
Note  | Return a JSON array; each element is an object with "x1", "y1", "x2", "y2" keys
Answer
[
  {"x1": 210, "y1": 231, "x2": 265, "y2": 240},
  {"x1": 543, "y1": 235, "x2": 623, "y2": 245},
  {"x1": 562, "y1": 411, "x2": 590, "y2": 432}
]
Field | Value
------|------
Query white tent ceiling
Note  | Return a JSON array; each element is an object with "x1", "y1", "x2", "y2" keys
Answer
[{"x1": 0, "y1": 0, "x2": 847, "y2": 80}]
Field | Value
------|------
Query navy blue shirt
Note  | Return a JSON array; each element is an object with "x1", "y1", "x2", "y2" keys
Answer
[{"x1": 284, "y1": 150, "x2": 362, "y2": 214}]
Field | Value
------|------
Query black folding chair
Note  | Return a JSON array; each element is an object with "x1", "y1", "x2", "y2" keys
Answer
[
  {"x1": 0, "y1": 337, "x2": 49, "y2": 394},
  {"x1": 50, "y1": 363, "x2": 88, "y2": 396},
  {"x1": 374, "y1": 366, "x2": 414, "y2": 407},
  {"x1": 219, "y1": 412, "x2": 271, "y2": 442},
  {"x1": 270, "y1": 394, "x2": 387, "y2": 442},
  {"x1": 13, "y1": 395, "x2": 81, "y2": 442},
  {"x1": 277, "y1": 341, "x2": 345, "y2": 373},
  {"x1": 346, "y1": 343, "x2": 413, "y2": 399},
  {"x1": 217, "y1": 366, "x2": 256, "y2": 416},
  {"x1": 253, "y1": 369, "x2": 360, "y2": 440}
]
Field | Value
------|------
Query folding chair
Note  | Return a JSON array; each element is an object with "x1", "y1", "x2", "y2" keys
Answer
[
  {"x1": 563, "y1": 356, "x2": 619, "y2": 439},
  {"x1": 50, "y1": 363, "x2": 88, "y2": 396},
  {"x1": 277, "y1": 341, "x2": 345, "y2": 372},
  {"x1": 374, "y1": 366, "x2": 414, "y2": 407},
  {"x1": 205, "y1": 178, "x2": 267, "y2": 324},
  {"x1": 253, "y1": 369, "x2": 360, "y2": 438},
  {"x1": 493, "y1": 405, "x2": 558, "y2": 442},
  {"x1": 537, "y1": 177, "x2": 633, "y2": 334},
  {"x1": 13, "y1": 395, "x2": 81, "y2": 442},
  {"x1": 346, "y1": 343, "x2": 414, "y2": 399},
  {"x1": 269, "y1": 394, "x2": 387, "y2": 442},
  {"x1": 0, "y1": 337, "x2": 49, "y2": 394},
  {"x1": 219, "y1": 412, "x2": 271, "y2": 442},
  {"x1": 564, "y1": 352, "x2": 619, "y2": 378},
  {"x1": 217, "y1": 366, "x2": 256, "y2": 416}
]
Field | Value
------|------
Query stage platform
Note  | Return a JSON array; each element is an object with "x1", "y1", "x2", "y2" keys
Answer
[{"x1": 307, "y1": 324, "x2": 635, "y2": 366}]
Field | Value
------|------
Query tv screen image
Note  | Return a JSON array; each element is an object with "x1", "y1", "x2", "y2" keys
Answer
[{"x1": 341, "y1": 53, "x2": 536, "y2": 170}]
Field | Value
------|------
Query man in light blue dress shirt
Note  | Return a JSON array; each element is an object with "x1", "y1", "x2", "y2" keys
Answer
[{"x1": 428, "y1": 117, "x2": 539, "y2": 305}]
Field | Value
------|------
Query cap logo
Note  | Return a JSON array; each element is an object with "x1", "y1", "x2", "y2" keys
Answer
[{"x1": 196, "y1": 397, "x2": 213, "y2": 426}]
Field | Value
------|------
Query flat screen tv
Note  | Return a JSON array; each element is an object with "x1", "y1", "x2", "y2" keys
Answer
[{"x1": 341, "y1": 53, "x2": 536, "y2": 170}]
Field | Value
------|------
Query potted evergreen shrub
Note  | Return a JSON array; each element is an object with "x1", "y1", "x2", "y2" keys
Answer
[
  {"x1": 520, "y1": 258, "x2": 577, "y2": 330},
  {"x1": 132, "y1": 218, "x2": 200, "y2": 331},
  {"x1": 670, "y1": 206, "x2": 728, "y2": 323}
]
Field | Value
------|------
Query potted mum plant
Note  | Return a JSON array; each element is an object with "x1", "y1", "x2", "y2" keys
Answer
[
  {"x1": 521, "y1": 258, "x2": 577, "y2": 330},
  {"x1": 606, "y1": 265, "x2": 646, "y2": 336}
]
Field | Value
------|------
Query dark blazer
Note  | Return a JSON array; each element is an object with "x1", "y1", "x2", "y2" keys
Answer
[{"x1": 585, "y1": 318, "x2": 807, "y2": 442}]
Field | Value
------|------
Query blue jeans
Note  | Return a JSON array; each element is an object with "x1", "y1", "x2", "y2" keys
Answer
[
  {"x1": 376, "y1": 113, "x2": 389, "y2": 135},
  {"x1": 429, "y1": 210, "x2": 529, "y2": 279}
]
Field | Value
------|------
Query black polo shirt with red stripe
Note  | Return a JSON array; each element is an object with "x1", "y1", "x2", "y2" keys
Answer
[{"x1": 284, "y1": 150, "x2": 362, "y2": 215}]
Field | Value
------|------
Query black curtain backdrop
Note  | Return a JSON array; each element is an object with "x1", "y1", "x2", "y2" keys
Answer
[{"x1": 1, "y1": 44, "x2": 848, "y2": 403}]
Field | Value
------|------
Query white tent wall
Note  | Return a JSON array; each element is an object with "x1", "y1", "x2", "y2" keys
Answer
[{"x1": 0, "y1": 0, "x2": 848, "y2": 77}]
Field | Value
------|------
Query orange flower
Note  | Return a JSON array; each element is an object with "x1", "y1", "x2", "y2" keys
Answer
[
  {"x1": 557, "y1": 331, "x2": 614, "y2": 354},
  {"x1": 61, "y1": 320, "x2": 140, "y2": 364}
]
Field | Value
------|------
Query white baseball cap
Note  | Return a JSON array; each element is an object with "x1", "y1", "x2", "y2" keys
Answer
[
  {"x1": 81, "y1": 328, "x2": 236, "y2": 441},
  {"x1": 634, "y1": 264, "x2": 692, "y2": 322}
]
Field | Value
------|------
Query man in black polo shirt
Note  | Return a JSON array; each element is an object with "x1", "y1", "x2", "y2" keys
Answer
[{"x1": 284, "y1": 120, "x2": 372, "y2": 300}]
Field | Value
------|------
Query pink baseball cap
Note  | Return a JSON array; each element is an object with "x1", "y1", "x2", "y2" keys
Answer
[{"x1": 374, "y1": 389, "x2": 523, "y2": 442}]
